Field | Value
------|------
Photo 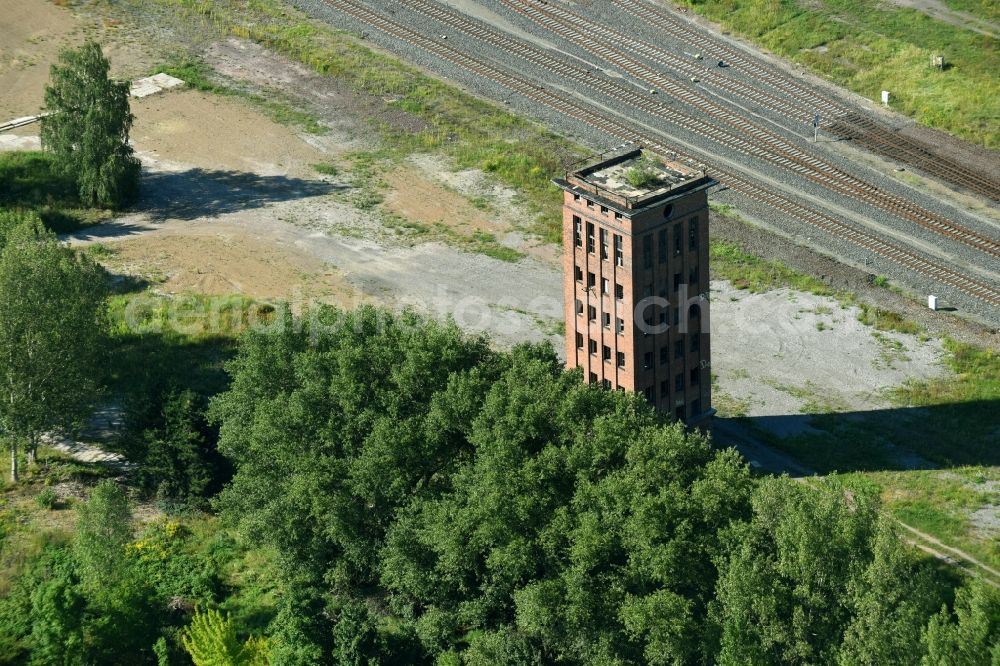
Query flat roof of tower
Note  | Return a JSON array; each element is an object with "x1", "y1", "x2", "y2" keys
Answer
[{"x1": 553, "y1": 148, "x2": 714, "y2": 212}]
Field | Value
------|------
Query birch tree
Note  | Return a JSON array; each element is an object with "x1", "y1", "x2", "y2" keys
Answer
[
  {"x1": 0, "y1": 219, "x2": 106, "y2": 481},
  {"x1": 41, "y1": 40, "x2": 140, "y2": 209}
]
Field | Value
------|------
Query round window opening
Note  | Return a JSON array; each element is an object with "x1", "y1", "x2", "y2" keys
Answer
[{"x1": 663, "y1": 204, "x2": 674, "y2": 219}]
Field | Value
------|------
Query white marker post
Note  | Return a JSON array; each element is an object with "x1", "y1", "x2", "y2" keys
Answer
[{"x1": 881, "y1": 90, "x2": 890, "y2": 106}]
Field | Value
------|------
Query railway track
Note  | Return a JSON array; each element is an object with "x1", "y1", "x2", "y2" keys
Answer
[
  {"x1": 610, "y1": 0, "x2": 850, "y2": 118},
  {"x1": 828, "y1": 113, "x2": 1000, "y2": 202},
  {"x1": 614, "y1": 0, "x2": 1000, "y2": 202},
  {"x1": 425, "y1": 0, "x2": 1000, "y2": 261},
  {"x1": 501, "y1": 0, "x2": 827, "y2": 127},
  {"x1": 321, "y1": 0, "x2": 1000, "y2": 306}
]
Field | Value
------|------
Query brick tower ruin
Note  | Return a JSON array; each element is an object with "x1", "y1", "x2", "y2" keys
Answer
[{"x1": 554, "y1": 147, "x2": 716, "y2": 425}]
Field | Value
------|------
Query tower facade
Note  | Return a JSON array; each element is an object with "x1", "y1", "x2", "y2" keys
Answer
[{"x1": 554, "y1": 148, "x2": 716, "y2": 425}]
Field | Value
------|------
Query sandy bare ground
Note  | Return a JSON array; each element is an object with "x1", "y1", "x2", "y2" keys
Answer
[
  {"x1": 710, "y1": 282, "x2": 945, "y2": 429},
  {"x1": 0, "y1": 0, "x2": 156, "y2": 122},
  {"x1": 0, "y1": 0, "x2": 81, "y2": 120},
  {"x1": 131, "y1": 88, "x2": 326, "y2": 177}
]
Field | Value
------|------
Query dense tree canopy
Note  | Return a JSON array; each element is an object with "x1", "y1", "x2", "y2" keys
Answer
[{"x1": 209, "y1": 305, "x2": 997, "y2": 664}]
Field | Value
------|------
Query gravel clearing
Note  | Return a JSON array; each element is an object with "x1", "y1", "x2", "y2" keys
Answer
[{"x1": 711, "y1": 280, "x2": 946, "y2": 422}]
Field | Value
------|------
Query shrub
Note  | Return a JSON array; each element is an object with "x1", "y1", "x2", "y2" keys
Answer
[{"x1": 34, "y1": 488, "x2": 58, "y2": 510}]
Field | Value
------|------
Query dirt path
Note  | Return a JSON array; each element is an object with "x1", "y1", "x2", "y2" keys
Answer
[
  {"x1": 884, "y1": 0, "x2": 999, "y2": 36},
  {"x1": 898, "y1": 522, "x2": 1000, "y2": 584},
  {"x1": 792, "y1": 475, "x2": 1000, "y2": 586}
]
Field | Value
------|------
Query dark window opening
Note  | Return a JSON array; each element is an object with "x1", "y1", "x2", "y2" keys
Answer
[{"x1": 689, "y1": 304, "x2": 701, "y2": 335}]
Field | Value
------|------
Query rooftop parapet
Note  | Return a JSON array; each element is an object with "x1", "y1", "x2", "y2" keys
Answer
[{"x1": 555, "y1": 147, "x2": 712, "y2": 211}]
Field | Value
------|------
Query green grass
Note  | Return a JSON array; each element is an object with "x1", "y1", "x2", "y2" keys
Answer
[
  {"x1": 84, "y1": 243, "x2": 118, "y2": 260},
  {"x1": 0, "y1": 151, "x2": 112, "y2": 233},
  {"x1": 939, "y1": 0, "x2": 1000, "y2": 22},
  {"x1": 311, "y1": 162, "x2": 339, "y2": 177},
  {"x1": 856, "y1": 303, "x2": 923, "y2": 335},
  {"x1": 105, "y1": 292, "x2": 270, "y2": 402},
  {"x1": 151, "y1": 55, "x2": 328, "y2": 135},
  {"x1": 886, "y1": 339, "x2": 1000, "y2": 465},
  {"x1": 714, "y1": 390, "x2": 753, "y2": 417},
  {"x1": 338, "y1": 151, "x2": 525, "y2": 261},
  {"x1": 842, "y1": 467, "x2": 1000, "y2": 575},
  {"x1": 678, "y1": 0, "x2": 999, "y2": 147},
  {"x1": 137, "y1": 0, "x2": 581, "y2": 243},
  {"x1": 756, "y1": 338, "x2": 999, "y2": 473},
  {"x1": 709, "y1": 209, "x2": 931, "y2": 339},
  {"x1": 709, "y1": 239, "x2": 835, "y2": 295},
  {"x1": 384, "y1": 218, "x2": 525, "y2": 262},
  {"x1": 735, "y1": 299, "x2": 996, "y2": 479},
  {"x1": 468, "y1": 231, "x2": 524, "y2": 262}
]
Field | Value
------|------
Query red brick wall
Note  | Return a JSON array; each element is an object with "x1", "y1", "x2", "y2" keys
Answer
[{"x1": 562, "y1": 189, "x2": 711, "y2": 420}]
